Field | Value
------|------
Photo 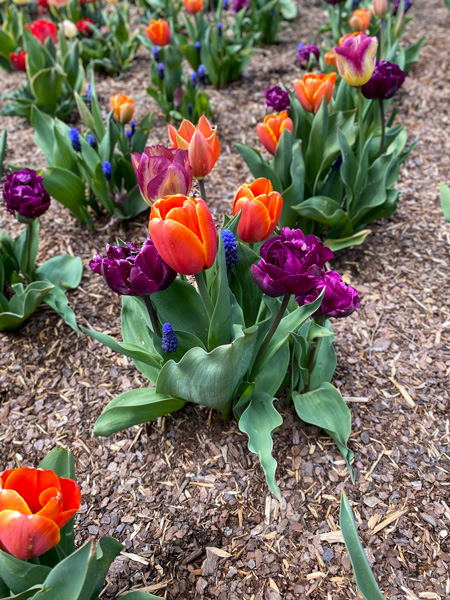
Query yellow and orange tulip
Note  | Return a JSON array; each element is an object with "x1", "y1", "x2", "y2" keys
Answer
[
  {"x1": 183, "y1": 0, "x2": 202, "y2": 12},
  {"x1": 145, "y1": 19, "x2": 171, "y2": 46},
  {"x1": 294, "y1": 72, "x2": 337, "y2": 114},
  {"x1": 110, "y1": 93, "x2": 134, "y2": 125},
  {"x1": 149, "y1": 195, "x2": 217, "y2": 275},
  {"x1": 168, "y1": 115, "x2": 220, "y2": 179},
  {"x1": 0, "y1": 467, "x2": 81, "y2": 560},
  {"x1": 233, "y1": 178, "x2": 283, "y2": 244},
  {"x1": 256, "y1": 111, "x2": 294, "y2": 155}
]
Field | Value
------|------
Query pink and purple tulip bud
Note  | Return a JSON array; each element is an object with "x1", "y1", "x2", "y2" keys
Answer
[
  {"x1": 296, "y1": 43, "x2": 320, "y2": 68},
  {"x1": 334, "y1": 33, "x2": 378, "y2": 86},
  {"x1": 295, "y1": 268, "x2": 360, "y2": 319},
  {"x1": 3, "y1": 168, "x2": 51, "y2": 221},
  {"x1": 89, "y1": 239, "x2": 176, "y2": 296},
  {"x1": 361, "y1": 60, "x2": 405, "y2": 100},
  {"x1": 132, "y1": 145, "x2": 193, "y2": 206},
  {"x1": 251, "y1": 227, "x2": 333, "y2": 298}
]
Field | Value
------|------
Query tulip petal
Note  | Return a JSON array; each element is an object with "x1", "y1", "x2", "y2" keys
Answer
[
  {"x1": 149, "y1": 219, "x2": 206, "y2": 275},
  {"x1": 195, "y1": 199, "x2": 217, "y2": 268},
  {"x1": 256, "y1": 123, "x2": 277, "y2": 154},
  {"x1": 237, "y1": 200, "x2": 271, "y2": 244},
  {"x1": 188, "y1": 129, "x2": 215, "y2": 179},
  {"x1": 0, "y1": 489, "x2": 32, "y2": 514},
  {"x1": 0, "y1": 511, "x2": 60, "y2": 560}
]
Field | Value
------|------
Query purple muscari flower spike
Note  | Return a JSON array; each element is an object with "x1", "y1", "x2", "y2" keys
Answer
[
  {"x1": 158, "y1": 62, "x2": 165, "y2": 80},
  {"x1": 352, "y1": 0, "x2": 361, "y2": 9},
  {"x1": 3, "y1": 168, "x2": 51, "y2": 220},
  {"x1": 332, "y1": 155, "x2": 342, "y2": 171},
  {"x1": 131, "y1": 121, "x2": 136, "y2": 135},
  {"x1": 102, "y1": 161, "x2": 112, "y2": 181},
  {"x1": 187, "y1": 103, "x2": 192, "y2": 117},
  {"x1": 198, "y1": 64, "x2": 206, "y2": 85},
  {"x1": 69, "y1": 128, "x2": 82, "y2": 153},
  {"x1": 217, "y1": 22, "x2": 223, "y2": 36},
  {"x1": 296, "y1": 43, "x2": 320, "y2": 68},
  {"x1": 194, "y1": 41, "x2": 201, "y2": 53},
  {"x1": 190, "y1": 71, "x2": 197, "y2": 87},
  {"x1": 264, "y1": 85, "x2": 290, "y2": 113},
  {"x1": 221, "y1": 229, "x2": 238, "y2": 268},
  {"x1": 361, "y1": 60, "x2": 406, "y2": 100},
  {"x1": 161, "y1": 322, "x2": 179, "y2": 353},
  {"x1": 152, "y1": 46, "x2": 160, "y2": 61},
  {"x1": 87, "y1": 134, "x2": 96, "y2": 148},
  {"x1": 86, "y1": 84, "x2": 92, "y2": 112},
  {"x1": 223, "y1": 0, "x2": 229, "y2": 9},
  {"x1": 295, "y1": 269, "x2": 360, "y2": 319}
]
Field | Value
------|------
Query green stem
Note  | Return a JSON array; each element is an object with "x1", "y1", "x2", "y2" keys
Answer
[
  {"x1": 379, "y1": 21, "x2": 385, "y2": 60},
  {"x1": 143, "y1": 295, "x2": 160, "y2": 336},
  {"x1": 25, "y1": 221, "x2": 34, "y2": 282},
  {"x1": 197, "y1": 178, "x2": 208, "y2": 203},
  {"x1": 305, "y1": 315, "x2": 325, "y2": 392},
  {"x1": 378, "y1": 99, "x2": 386, "y2": 158},
  {"x1": 194, "y1": 271, "x2": 214, "y2": 319},
  {"x1": 357, "y1": 86, "x2": 365, "y2": 161},
  {"x1": 337, "y1": 2, "x2": 342, "y2": 40},
  {"x1": 250, "y1": 294, "x2": 291, "y2": 381}
]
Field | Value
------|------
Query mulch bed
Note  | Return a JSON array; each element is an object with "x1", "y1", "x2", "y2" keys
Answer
[{"x1": 1, "y1": 1, "x2": 450, "y2": 598}]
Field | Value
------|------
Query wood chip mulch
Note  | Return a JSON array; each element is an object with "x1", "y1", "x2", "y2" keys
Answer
[{"x1": 1, "y1": 1, "x2": 449, "y2": 599}]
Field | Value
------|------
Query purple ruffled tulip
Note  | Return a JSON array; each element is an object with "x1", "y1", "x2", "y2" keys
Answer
[
  {"x1": 393, "y1": 0, "x2": 411, "y2": 15},
  {"x1": 251, "y1": 227, "x2": 334, "y2": 298},
  {"x1": 264, "y1": 86, "x2": 290, "y2": 113},
  {"x1": 89, "y1": 239, "x2": 176, "y2": 296},
  {"x1": 324, "y1": 0, "x2": 345, "y2": 4},
  {"x1": 361, "y1": 60, "x2": 406, "y2": 100},
  {"x1": 131, "y1": 145, "x2": 193, "y2": 206},
  {"x1": 296, "y1": 43, "x2": 320, "y2": 69},
  {"x1": 295, "y1": 269, "x2": 360, "y2": 319},
  {"x1": 3, "y1": 168, "x2": 51, "y2": 220},
  {"x1": 231, "y1": 0, "x2": 249, "y2": 12}
]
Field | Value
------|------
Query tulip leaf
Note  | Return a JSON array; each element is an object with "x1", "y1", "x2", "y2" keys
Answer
[
  {"x1": 229, "y1": 241, "x2": 262, "y2": 328},
  {"x1": 254, "y1": 343, "x2": 290, "y2": 397},
  {"x1": 272, "y1": 128, "x2": 293, "y2": 191},
  {"x1": 325, "y1": 229, "x2": 371, "y2": 252},
  {"x1": 293, "y1": 382, "x2": 354, "y2": 481},
  {"x1": 0, "y1": 130, "x2": 6, "y2": 176},
  {"x1": 293, "y1": 196, "x2": 350, "y2": 230},
  {"x1": 156, "y1": 326, "x2": 258, "y2": 413},
  {"x1": 238, "y1": 392, "x2": 283, "y2": 499},
  {"x1": 120, "y1": 594, "x2": 164, "y2": 600},
  {"x1": 42, "y1": 168, "x2": 91, "y2": 226},
  {"x1": 93, "y1": 387, "x2": 185, "y2": 436},
  {"x1": 304, "y1": 96, "x2": 328, "y2": 188},
  {"x1": 340, "y1": 492, "x2": 386, "y2": 600},
  {"x1": 279, "y1": 139, "x2": 305, "y2": 228},
  {"x1": 74, "y1": 91, "x2": 96, "y2": 133},
  {"x1": 234, "y1": 142, "x2": 282, "y2": 192},
  {"x1": 39, "y1": 447, "x2": 75, "y2": 479},
  {"x1": 5, "y1": 585, "x2": 44, "y2": 599},
  {"x1": 0, "y1": 282, "x2": 54, "y2": 331},
  {"x1": 14, "y1": 219, "x2": 39, "y2": 280},
  {"x1": 0, "y1": 551, "x2": 50, "y2": 595},
  {"x1": 37, "y1": 255, "x2": 82, "y2": 291},
  {"x1": 439, "y1": 183, "x2": 450, "y2": 223},
  {"x1": 208, "y1": 235, "x2": 232, "y2": 349},
  {"x1": 87, "y1": 537, "x2": 124, "y2": 600}
]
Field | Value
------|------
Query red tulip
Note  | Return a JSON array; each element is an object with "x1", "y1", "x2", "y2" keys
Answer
[
  {"x1": 0, "y1": 467, "x2": 81, "y2": 560},
  {"x1": 233, "y1": 178, "x2": 283, "y2": 243},
  {"x1": 10, "y1": 50, "x2": 27, "y2": 72},
  {"x1": 256, "y1": 111, "x2": 294, "y2": 155},
  {"x1": 25, "y1": 19, "x2": 57, "y2": 44},
  {"x1": 168, "y1": 115, "x2": 220, "y2": 179},
  {"x1": 145, "y1": 19, "x2": 171, "y2": 46},
  {"x1": 183, "y1": 0, "x2": 203, "y2": 13},
  {"x1": 149, "y1": 195, "x2": 217, "y2": 275}
]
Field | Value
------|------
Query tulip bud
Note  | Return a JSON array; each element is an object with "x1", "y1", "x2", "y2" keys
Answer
[
  {"x1": 145, "y1": 19, "x2": 171, "y2": 47},
  {"x1": 256, "y1": 111, "x2": 294, "y2": 155},
  {"x1": 372, "y1": 0, "x2": 388, "y2": 18},
  {"x1": 61, "y1": 19, "x2": 78, "y2": 38},
  {"x1": 110, "y1": 93, "x2": 134, "y2": 124},
  {"x1": 349, "y1": 8, "x2": 371, "y2": 31},
  {"x1": 233, "y1": 178, "x2": 283, "y2": 244},
  {"x1": 294, "y1": 72, "x2": 337, "y2": 114}
]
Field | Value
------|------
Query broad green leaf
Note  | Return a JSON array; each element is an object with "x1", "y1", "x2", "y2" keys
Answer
[
  {"x1": 31, "y1": 107, "x2": 56, "y2": 164},
  {"x1": 238, "y1": 392, "x2": 283, "y2": 499},
  {"x1": 43, "y1": 168, "x2": 91, "y2": 225},
  {"x1": 0, "y1": 281, "x2": 53, "y2": 331},
  {"x1": 254, "y1": 343, "x2": 290, "y2": 397},
  {"x1": 325, "y1": 229, "x2": 371, "y2": 251},
  {"x1": 93, "y1": 387, "x2": 185, "y2": 436},
  {"x1": 208, "y1": 235, "x2": 232, "y2": 349},
  {"x1": 340, "y1": 493, "x2": 386, "y2": 600},
  {"x1": 41, "y1": 287, "x2": 79, "y2": 332},
  {"x1": 280, "y1": 139, "x2": 305, "y2": 228},
  {"x1": 293, "y1": 382, "x2": 354, "y2": 480},
  {"x1": 304, "y1": 97, "x2": 328, "y2": 187},
  {"x1": 293, "y1": 196, "x2": 350, "y2": 229},
  {"x1": 439, "y1": 183, "x2": 450, "y2": 222},
  {"x1": 272, "y1": 128, "x2": 293, "y2": 190},
  {"x1": 0, "y1": 551, "x2": 50, "y2": 595},
  {"x1": 30, "y1": 68, "x2": 64, "y2": 113},
  {"x1": 156, "y1": 326, "x2": 258, "y2": 412},
  {"x1": 37, "y1": 255, "x2": 82, "y2": 290},
  {"x1": 74, "y1": 91, "x2": 96, "y2": 132},
  {"x1": 88, "y1": 537, "x2": 123, "y2": 600},
  {"x1": 234, "y1": 142, "x2": 282, "y2": 191},
  {"x1": 120, "y1": 593, "x2": 164, "y2": 600},
  {"x1": 229, "y1": 241, "x2": 262, "y2": 328},
  {"x1": 0, "y1": 130, "x2": 7, "y2": 175},
  {"x1": 14, "y1": 219, "x2": 39, "y2": 280}
]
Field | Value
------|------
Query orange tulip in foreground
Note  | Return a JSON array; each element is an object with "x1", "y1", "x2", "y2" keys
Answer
[
  {"x1": 183, "y1": 0, "x2": 202, "y2": 12},
  {"x1": 233, "y1": 178, "x2": 283, "y2": 244},
  {"x1": 110, "y1": 93, "x2": 134, "y2": 125},
  {"x1": 256, "y1": 111, "x2": 294, "y2": 155},
  {"x1": 294, "y1": 72, "x2": 337, "y2": 114},
  {"x1": 145, "y1": 19, "x2": 171, "y2": 46},
  {"x1": 0, "y1": 467, "x2": 81, "y2": 560},
  {"x1": 168, "y1": 115, "x2": 220, "y2": 179},
  {"x1": 149, "y1": 195, "x2": 217, "y2": 275},
  {"x1": 349, "y1": 8, "x2": 371, "y2": 31}
]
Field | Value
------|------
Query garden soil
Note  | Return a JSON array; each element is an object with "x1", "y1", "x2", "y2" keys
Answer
[{"x1": 1, "y1": 1, "x2": 449, "y2": 598}]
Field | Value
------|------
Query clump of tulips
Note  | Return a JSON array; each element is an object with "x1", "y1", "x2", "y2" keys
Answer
[
  {"x1": 84, "y1": 116, "x2": 360, "y2": 498},
  {"x1": 0, "y1": 448, "x2": 162, "y2": 599}
]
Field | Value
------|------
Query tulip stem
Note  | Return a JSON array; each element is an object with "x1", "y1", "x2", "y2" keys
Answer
[
  {"x1": 144, "y1": 295, "x2": 160, "y2": 337},
  {"x1": 250, "y1": 294, "x2": 291, "y2": 381},
  {"x1": 197, "y1": 178, "x2": 208, "y2": 203},
  {"x1": 195, "y1": 271, "x2": 214, "y2": 319},
  {"x1": 25, "y1": 221, "x2": 35, "y2": 282},
  {"x1": 305, "y1": 315, "x2": 325, "y2": 393},
  {"x1": 378, "y1": 99, "x2": 386, "y2": 158},
  {"x1": 357, "y1": 86, "x2": 365, "y2": 161},
  {"x1": 337, "y1": 3, "x2": 342, "y2": 38}
]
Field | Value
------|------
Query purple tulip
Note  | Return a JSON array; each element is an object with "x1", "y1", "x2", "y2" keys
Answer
[
  {"x1": 251, "y1": 227, "x2": 333, "y2": 298},
  {"x1": 295, "y1": 269, "x2": 360, "y2": 319},
  {"x1": 361, "y1": 60, "x2": 406, "y2": 100},
  {"x1": 296, "y1": 43, "x2": 320, "y2": 69},
  {"x1": 393, "y1": 0, "x2": 411, "y2": 15},
  {"x1": 231, "y1": 0, "x2": 249, "y2": 12},
  {"x1": 131, "y1": 145, "x2": 193, "y2": 205},
  {"x1": 3, "y1": 168, "x2": 51, "y2": 220},
  {"x1": 89, "y1": 239, "x2": 176, "y2": 296},
  {"x1": 264, "y1": 86, "x2": 290, "y2": 113},
  {"x1": 324, "y1": 0, "x2": 345, "y2": 4}
]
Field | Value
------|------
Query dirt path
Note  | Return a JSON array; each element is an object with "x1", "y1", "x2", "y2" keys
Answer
[{"x1": 0, "y1": 1, "x2": 449, "y2": 598}]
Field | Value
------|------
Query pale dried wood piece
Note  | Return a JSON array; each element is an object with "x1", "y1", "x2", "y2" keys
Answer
[{"x1": 371, "y1": 509, "x2": 408, "y2": 534}]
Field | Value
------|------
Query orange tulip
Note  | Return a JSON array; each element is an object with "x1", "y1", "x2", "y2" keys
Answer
[
  {"x1": 183, "y1": 0, "x2": 202, "y2": 12},
  {"x1": 145, "y1": 19, "x2": 171, "y2": 46},
  {"x1": 168, "y1": 115, "x2": 220, "y2": 179},
  {"x1": 293, "y1": 72, "x2": 337, "y2": 114},
  {"x1": 233, "y1": 178, "x2": 283, "y2": 244},
  {"x1": 110, "y1": 94, "x2": 134, "y2": 125},
  {"x1": 256, "y1": 111, "x2": 294, "y2": 155},
  {"x1": 149, "y1": 195, "x2": 217, "y2": 275},
  {"x1": 349, "y1": 8, "x2": 372, "y2": 31},
  {"x1": 0, "y1": 467, "x2": 81, "y2": 560}
]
